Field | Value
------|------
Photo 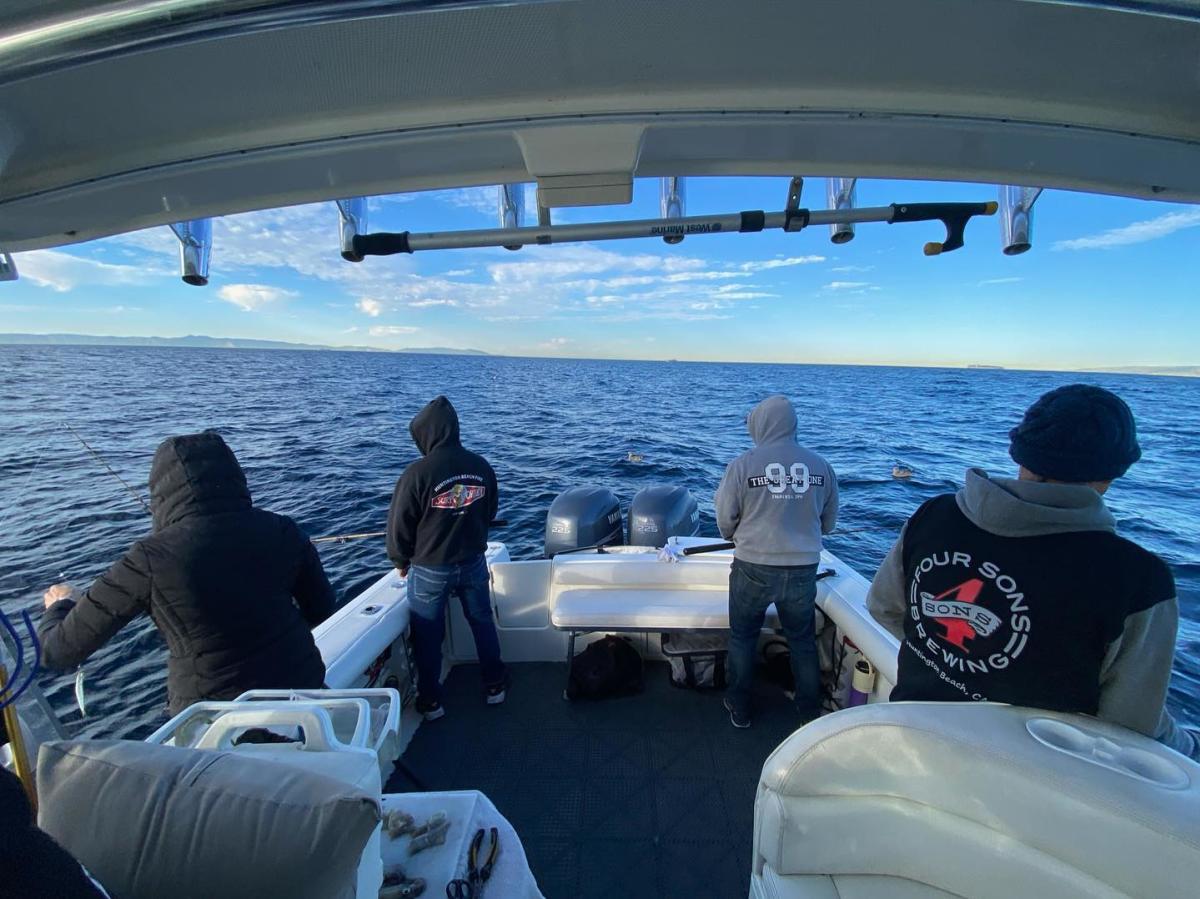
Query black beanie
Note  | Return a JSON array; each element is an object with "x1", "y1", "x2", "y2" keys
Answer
[{"x1": 1008, "y1": 384, "x2": 1141, "y2": 482}]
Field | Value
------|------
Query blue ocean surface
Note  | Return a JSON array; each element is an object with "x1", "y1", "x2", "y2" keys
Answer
[{"x1": 1, "y1": 345, "x2": 1197, "y2": 739}]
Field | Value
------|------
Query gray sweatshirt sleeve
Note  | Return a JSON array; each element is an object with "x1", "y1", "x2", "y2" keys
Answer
[
  {"x1": 1097, "y1": 598, "x2": 1180, "y2": 738},
  {"x1": 821, "y1": 464, "x2": 839, "y2": 535},
  {"x1": 866, "y1": 525, "x2": 908, "y2": 640},
  {"x1": 715, "y1": 462, "x2": 741, "y2": 541}
]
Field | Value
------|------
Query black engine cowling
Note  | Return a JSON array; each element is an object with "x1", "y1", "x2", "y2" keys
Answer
[
  {"x1": 628, "y1": 485, "x2": 700, "y2": 547},
  {"x1": 544, "y1": 486, "x2": 623, "y2": 557}
]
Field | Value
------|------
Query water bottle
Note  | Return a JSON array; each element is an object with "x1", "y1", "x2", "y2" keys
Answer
[{"x1": 847, "y1": 658, "x2": 876, "y2": 707}]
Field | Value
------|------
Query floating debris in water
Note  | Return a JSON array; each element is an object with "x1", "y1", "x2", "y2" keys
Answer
[
  {"x1": 892, "y1": 465, "x2": 914, "y2": 479},
  {"x1": 627, "y1": 451, "x2": 645, "y2": 463}
]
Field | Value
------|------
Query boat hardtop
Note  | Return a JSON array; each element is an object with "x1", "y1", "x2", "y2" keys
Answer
[{"x1": 1, "y1": 2, "x2": 1198, "y2": 897}]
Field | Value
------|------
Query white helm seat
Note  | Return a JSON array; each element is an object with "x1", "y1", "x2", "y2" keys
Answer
[{"x1": 752, "y1": 702, "x2": 1200, "y2": 899}]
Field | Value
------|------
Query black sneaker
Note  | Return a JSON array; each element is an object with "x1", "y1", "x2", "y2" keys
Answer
[
  {"x1": 415, "y1": 698, "x2": 445, "y2": 721},
  {"x1": 485, "y1": 681, "x2": 507, "y2": 706},
  {"x1": 724, "y1": 698, "x2": 751, "y2": 729}
]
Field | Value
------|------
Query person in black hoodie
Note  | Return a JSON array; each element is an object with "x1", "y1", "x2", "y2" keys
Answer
[
  {"x1": 38, "y1": 431, "x2": 335, "y2": 714},
  {"x1": 387, "y1": 396, "x2": 505, "y2": 720}
]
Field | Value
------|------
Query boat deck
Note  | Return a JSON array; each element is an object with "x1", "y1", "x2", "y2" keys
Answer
[{"x1": 387, "y1": 661, "x2": 804, "y2": 899}]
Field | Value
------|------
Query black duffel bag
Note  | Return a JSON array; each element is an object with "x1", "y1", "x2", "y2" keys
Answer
[{"x1": 565, "y1": 635, "x2": 644, "y2": 700}]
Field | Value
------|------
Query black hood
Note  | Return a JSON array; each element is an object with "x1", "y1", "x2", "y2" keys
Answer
[
  {"x1": 149, "y1": 432, "x2": 251, "y2": 530},
  {"x1": 409, "y1": 396, "x2": 461, "y2": 455}
]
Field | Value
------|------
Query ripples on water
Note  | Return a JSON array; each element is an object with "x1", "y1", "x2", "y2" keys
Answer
[{"x1": 1, "y1": 346, "x2": 1196, "y2": 737}]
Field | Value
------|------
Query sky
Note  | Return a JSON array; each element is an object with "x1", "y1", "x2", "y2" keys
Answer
[{"x1": 2, "y1": 176, "x2": 1198, "y2": 369}]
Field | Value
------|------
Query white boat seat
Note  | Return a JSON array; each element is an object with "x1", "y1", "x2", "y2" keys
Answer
[
  {"x1": 550, "y1": 587, "x2": 782, "y2": 631},
  {"x1": 752, "y1": 702, "x2": 1200, "y2": 899},
  {"x1": 757, "y1": 869, "x2": 960, "y2": 899}
]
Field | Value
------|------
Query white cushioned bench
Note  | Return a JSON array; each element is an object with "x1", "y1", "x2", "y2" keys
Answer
[
  {"x1": 552, "y1": 587, "x2": 771, "y2": 630},
  {"x1": 548, "y1": 544, "x2": 836, "y2": 685}
]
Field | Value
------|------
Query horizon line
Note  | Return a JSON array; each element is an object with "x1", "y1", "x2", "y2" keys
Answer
[{"x1": 1, "y1": 331, "x2": 1198, "y2": 377}]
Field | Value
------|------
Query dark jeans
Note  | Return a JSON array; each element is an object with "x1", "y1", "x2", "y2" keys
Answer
[
  {"x1": 406, "y1": 554, "x2": 506, "y2": 704},
  {"x1": 727, "y1": 558, "x2": 820, "y2": 719}
]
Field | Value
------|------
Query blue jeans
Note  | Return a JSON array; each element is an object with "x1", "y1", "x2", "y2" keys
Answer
[
  {"x1": 407, "y1": 555, "x2": 506, "y2": 704},
  {"x1": 727, "y1": 558, "x2": 820, "y2": 719}
]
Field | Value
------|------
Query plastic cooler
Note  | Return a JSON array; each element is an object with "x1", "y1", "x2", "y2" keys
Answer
[{"x1": 232, "y1": 688, "x2": 402, "y2": 774}]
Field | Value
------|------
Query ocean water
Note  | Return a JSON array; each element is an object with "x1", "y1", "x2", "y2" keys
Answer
[{"x1": 1, "y1": 345, "x2": 1197, "y2": 739}]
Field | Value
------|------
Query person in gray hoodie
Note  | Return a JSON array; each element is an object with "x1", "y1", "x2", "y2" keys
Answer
[
  {"x1": 867, "y1": 384, "x2": 1198, "y2": 760},
  {"x1": 716, "y1": 395, "x2": 838, "y2": 728}
]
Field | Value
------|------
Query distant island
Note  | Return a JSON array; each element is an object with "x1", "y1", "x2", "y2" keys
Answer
[
  {"x1": 966, "y1": 364, "x2": 1005, "y2": 370},
  {"x1": 0, "y1": 333, "x2": 489, "y2": 356}
]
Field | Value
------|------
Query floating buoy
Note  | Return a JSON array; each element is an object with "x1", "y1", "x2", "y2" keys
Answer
[
  {"x1": 892, "y1": 465, "x2": 914, "y2": 479},
  {"x1": 627, "y1": 452, "x2": 644, "y2": 463}
]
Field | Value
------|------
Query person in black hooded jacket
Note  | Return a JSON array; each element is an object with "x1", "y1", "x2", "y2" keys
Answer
[
  {"x1": 386, "y1": 396, "x2": 505, "y2": 720},
  {"x1": 38, "y1": 431, "x2": 334, "y2": 714}
]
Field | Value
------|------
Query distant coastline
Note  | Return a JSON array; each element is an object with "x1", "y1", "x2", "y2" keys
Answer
[
  {"x1": 0, "y1": 333, "x2": 489, "y2": 356},
  {"x1": 0, "y1": 334, "x2": 1195, "y2": 375}
]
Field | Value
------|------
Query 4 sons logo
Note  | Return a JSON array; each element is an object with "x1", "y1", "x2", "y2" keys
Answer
[{"x1": 908, "y1": 552, "x2": 1032, "y2": 674}]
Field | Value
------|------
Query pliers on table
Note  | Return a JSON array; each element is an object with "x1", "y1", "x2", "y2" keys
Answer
[{"x1": 446, "y1": 827, "x2": 499, "y2": 899}]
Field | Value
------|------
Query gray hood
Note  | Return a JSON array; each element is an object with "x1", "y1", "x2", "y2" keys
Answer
[
  {"x1": 747, "y1": 395, "x2": 797, "y2": 446},
  {"x1": 955, "y1": 467, "x2": 1116, "y2": 538}
]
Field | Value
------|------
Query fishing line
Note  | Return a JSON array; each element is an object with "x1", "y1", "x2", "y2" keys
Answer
[
  {"x1": 0, "y1": 447, "x2": 48, "y2": 536},
  {"x1": 60, "y1": 422, "x2": 152, "y2": 515}
]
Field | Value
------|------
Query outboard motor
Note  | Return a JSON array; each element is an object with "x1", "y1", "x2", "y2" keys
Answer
[
  {"x1": 628, "y1": 486, "x2": 700, "y2": 547},
  {"x1": 544, "y1": 486, "x2": 623, "y2": 557}
]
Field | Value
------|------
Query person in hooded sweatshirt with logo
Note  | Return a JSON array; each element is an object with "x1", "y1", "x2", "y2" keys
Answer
[
  {"x1": 38, "y1": 431, "x2": 334, "y2": 714},
  {"x1": 716, "y1": 395, "x2": 839, "y2": 729},
  {"x1": 867, "y1": 384, "x2": 1199, "y2": 760},
  {"x1": 387, "y1": 396, "x2": 505, "y2": 721}
]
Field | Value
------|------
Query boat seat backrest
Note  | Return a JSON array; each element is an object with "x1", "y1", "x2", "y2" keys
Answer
[
  {"x1": 550, "y1": 555, "x2": 731, "y2": 590},
  {"x1": 754, "y1": 702, "x2": 1200, "y2": 899},
  {"x1": 37, "y1": 739, "x2": 380, "y2": 899}
]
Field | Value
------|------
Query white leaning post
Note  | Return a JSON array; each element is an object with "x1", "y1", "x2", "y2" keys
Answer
[
  {"x1": 0, "y1": 251, "x2": 17, "y2": 281},
  {"x1": 999, "y1": 185, "x2": 1043, "y2": 255},
  {"x1": 167, "y1": 218, "x2": 212, "y2": 286},
  {"x1": 827, "y1": 177, "x2": 858, "y2": 244}
]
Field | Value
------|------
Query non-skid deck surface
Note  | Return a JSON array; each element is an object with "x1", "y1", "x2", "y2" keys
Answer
[{"x1": 388, "y1": 661, "x2": 805, "y2": 899}]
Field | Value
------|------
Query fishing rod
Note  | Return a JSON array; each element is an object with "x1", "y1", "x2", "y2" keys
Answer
[
  {"x1": 312, "y1": 519, "x2": 510, "y2": 544},
  {"x1": 61, "y1": 422, "x2": 152, "y2": 515}
]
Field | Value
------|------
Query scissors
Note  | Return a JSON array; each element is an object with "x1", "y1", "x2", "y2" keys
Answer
[{"x1": 446, "y1": 827, "x2": 499, "y2": 899}]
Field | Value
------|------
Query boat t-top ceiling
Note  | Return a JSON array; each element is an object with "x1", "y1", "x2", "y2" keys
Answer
[{"x1": 0, "y1": 0, "x2": 1197, "y2": 264}]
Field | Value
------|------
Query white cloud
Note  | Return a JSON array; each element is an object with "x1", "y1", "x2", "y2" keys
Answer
[
  {"x1": 540, "y1": 336, "x2": 572, "y2": 348},
  {"x1": 357, "y1": 298, "x2": 383, "y2": 317},
  {"x1": 408, "y1": 299, "x2": 458, "y2": 308},
  {"x1": 978, "y1": 276, "x2": 1024, "y2": 286},
  {"x1": 830, "y1": 264, "x2": 874, "y2": 273},
  {"x1": 740, "y1": 255, "x2": 825, "y2": 271},
  {"x1": 710, "y1": 291, "x2": 776, "y2": 300},
  {"x1": 1053, "y1": 208, "x2": 1200, "y2": 251},
  {"x1": 826, "y1": 281, "x2": 872, "y2": 290},
  {"x1": 444, "y1": 268, "x2": 474, "y2": 277},
  {"x1": 15, "y1": 249, "x2": 164, "y2": 292},
  {"x1": 369, "y1": 325, "x2": 420, "y2": 336},
  {"x1": 342, "y1": 327, "x2": 359, "y2": 333},
  {"x1": 218, "y1": 283, "x2": 298, "y2": 311}
]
